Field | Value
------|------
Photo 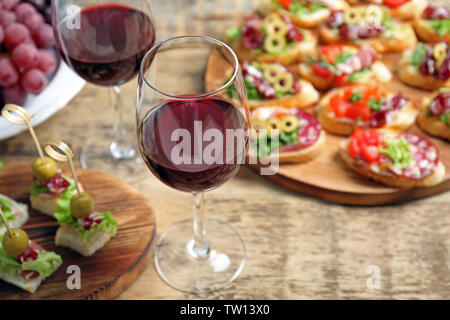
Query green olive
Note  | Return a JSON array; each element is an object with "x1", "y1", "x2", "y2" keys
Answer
[
  {"x1": 2, "y1": 228, "x2": 29, "y2": 256},
  {"x1": 32, "y1": 157, "x2": 57, "y2": 181},
  {"x1": 70, "y1": 192, "x2": 94, "y2": 219}
]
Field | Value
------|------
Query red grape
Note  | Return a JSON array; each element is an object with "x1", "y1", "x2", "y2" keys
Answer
[
  {"x1": 0, "y1": 58, "x2": 19, "y2": 87},
  {"x1": 2, "y1": 83, "x2": 27, "y2": 105},
  {"x1": 23, "y1": 12, "x2": 43, "y2": 33},
  {"x1": 0, "y1": 10, "x2": 17, "y2": 28},
  {"x1": 35, "y1": 49, "x2": 56, "y2": 74},
  {"x1": 4, "y1": 22, "x2": 30, "y2": 48},
  {"x1": 11, "y1": 43, "x2": 38, "y2": 70},
  {"x1": 33, "y1": 23, "x2": 53, "y2": 48},
  {"x1": 2, "y1": 0, "x2": 19, "y2": 11},
  {"x1": 15, "y1": 2, "x2": 36, "y2": 22},
  {"x1": 0, "y1": 25, "x2": 4, "y2": 43},
  {"x1": 21, "y1": 68, "x2": 47, "y2": 94}
]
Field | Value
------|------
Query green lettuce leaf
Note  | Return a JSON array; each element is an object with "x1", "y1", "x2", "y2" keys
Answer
[
  {"x1": 225, "y1": 27, "x2": 242, "y2": 43},
  {"x1": 411, "y1": 42, "x2": 426, "y2": 70},
  {"x1": 54, "y1": 177, "x2": 77, "y2": 225},
  {"x1": 333, "y1": 51, "x2": 353, "y2": 66},
  {"x1": 0, "y1": 197, "x2": 14, "y2": 222},
  {"x1": 21, "y1": 252, "x2": 62, "y2": 278},
  {"x1": 348, "y1": 67, "x2": 371, "y2": 82},
  {"x1": 29, "y1": 183, "x2": 50, "y2": 197},
  {"x1": 76, "y1": 212, "x2": 118, "y2": 242}
]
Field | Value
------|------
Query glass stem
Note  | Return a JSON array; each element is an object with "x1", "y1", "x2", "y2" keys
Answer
[
  {"x1": 192, "y1": 192, "x2": 210, "y2": 259},
  {"x1": 109, "y1": 85, "x2": 136, "y2": 160}
]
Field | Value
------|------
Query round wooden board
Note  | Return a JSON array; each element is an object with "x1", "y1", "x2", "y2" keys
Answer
[
  {"x1": 206, "y1": 49, "x2": 450, "y2": 205},
  {"x1": 0, "y1": 164, "x2": 156, "y2": 299}
]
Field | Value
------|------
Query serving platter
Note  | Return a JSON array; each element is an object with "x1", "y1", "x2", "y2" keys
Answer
[
  {"x1": 206, "y1": 49, "x2": 450, "y2": 205},
  {"x1": 0, "y1": 164, "x2": 155, "y2": 299}
]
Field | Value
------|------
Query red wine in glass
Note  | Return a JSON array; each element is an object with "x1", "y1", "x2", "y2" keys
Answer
[
  {"x1": 139, "y1": 97, "x2": 248, "y2": 192},
  {"x1": 56, "y1": 3, "x2": 155, "y2": 86}
]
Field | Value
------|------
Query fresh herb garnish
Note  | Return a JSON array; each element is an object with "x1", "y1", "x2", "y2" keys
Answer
[
  {"x1": 379, "y1": 138, "x2": 414, "y2": 170},
  {"x1": 430, "y1": 19, "x2": 450, "y2": 36},
  {"x1": 349, "y1": 92, "x2": 363, "y2": 102},
  {"x1": 333, "y1": 51, "x2": 353, "y2": 66},
  {"x1": 368, "y1": 97, "x2": 386, "y2": 112},
  {"x1": 411, "y1": 42, "x2": 426, "y2": 70},
  {"x1": 439, "y1": 113, "x2": 449, "y2": 124},
  {"x1": 348, "y1": 67, "x2": 371, "y2": 82},
  {"x1": 225, "y1": 27, "x2": 242, "y2": 42}
]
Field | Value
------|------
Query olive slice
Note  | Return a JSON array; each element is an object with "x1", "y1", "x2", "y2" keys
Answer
[
  {"x1": 267, "y1": 118, "x2": 283, "y2": 135},
  {"x1": 31, "y1": 156, "x2": 57, "y2": 181},
  {"x1": 344, "y1": 7, "x2": 363, "y2": 25},
  {"x1": 273, "y1": 73, "x2": 294, "y2": 93},
  {"x1": 264, "y1": 35, "x2": 286, "y2": 54},
  {"x1": 365, "y1": 5, "x2": 382, "y2": 25},
  {"x1": 281, "y1": 115, "x2": 300, "y2": 133},
  {"x1": 2, "y1": 228, "x2": 29, "y2": 257},
  {"x1": 265, "y1": 19, "x2": 288, "y2": 37},
  {"x1": 263, "y1": 12, "x2": 282, "y2": 26},
  {"x1": 263, "y1": 64, "x2": 284, "y2": 85},
  {"x1": 433, "y1": 43, "x2": 447, "y2": 69}
]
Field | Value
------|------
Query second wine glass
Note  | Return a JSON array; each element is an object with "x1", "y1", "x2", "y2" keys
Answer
[{"x1": 52, "y1": 0, "x2": 155, "y2": 181}]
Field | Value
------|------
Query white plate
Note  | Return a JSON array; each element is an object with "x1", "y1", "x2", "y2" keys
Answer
[{"x1": 0, "y1": 63, "x2": 85, "y2": 140}]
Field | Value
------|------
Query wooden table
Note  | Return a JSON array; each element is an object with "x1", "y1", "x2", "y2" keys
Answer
[{"x1": 1, "y1": 0, "x2": 449, "y2": 300}]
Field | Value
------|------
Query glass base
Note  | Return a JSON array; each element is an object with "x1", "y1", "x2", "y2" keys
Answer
[
  {"x1": 80, "y1": 135, "x2": 149, "y2": 184},
  {"x1": 154, "y1": 219, "x2": 246, "y2": 293}
]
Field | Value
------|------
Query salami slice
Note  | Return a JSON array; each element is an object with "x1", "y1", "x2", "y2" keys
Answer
[{"x1": 279, "y1": 109, "x2": 322, "y2": 152}]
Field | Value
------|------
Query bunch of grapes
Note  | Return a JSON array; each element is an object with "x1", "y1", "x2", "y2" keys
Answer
[{"x1": 0, "y1": 0, "x2": 57, "y2": 107}]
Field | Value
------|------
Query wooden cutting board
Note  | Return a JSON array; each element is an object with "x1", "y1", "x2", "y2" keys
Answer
[
  {"x1": 206, "y1": 50, "x2": 450, "y2": 205},
  {"x1": 0, "y1": 164, "x2": 156, "y2": 299}
]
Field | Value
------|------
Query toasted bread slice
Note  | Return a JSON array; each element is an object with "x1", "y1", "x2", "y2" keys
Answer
[
  {"x1": 249, "y1": 80, "x2": 320, "y2": 109},
  {"x1": 0, "y1": 260, "x2": 62, "y2": 293},
  {"x1": 347, "y1": 0, "x2": 427, "y2": 20},
  {"x1": 417, "y1": 93, "x2": 450, "y2": 141},
  {"x1": 0, "y1": 194, "x2": 29, "y2": 234},
  {"x1": 413, "y1": 17, "x2": 450, "y2": 43},
  {"x1": 231, "y1": 30, "x2": 317, "y2": 65},
  {"x1": 55, "y1": 224, "x2": 111, "y2": 257},
  {"x1": 397, "y1": 51, "x2": 450, "y2": 90},
  {"x1": 250, "y1": 107, "x2": 325, "y2": 164},
  {"x1": 319, "y1": 21, "x2": 417, "y2": 53},
  {"x1": 317, "y1": 86, "x2": 418, "y2": 135},
  {"x1": 30, "y1": 183, "x2": 83, "y2": 218},
  {"x1": 299, "y1": 60, "x2": 392, "y2": 91},
  {"x1": 339, "y1": 134, "x2": 445, "y2": 188}
]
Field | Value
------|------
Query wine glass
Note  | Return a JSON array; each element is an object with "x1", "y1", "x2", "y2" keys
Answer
[
  {"x1": 137, "y1": 36, "x2": 249, "y2": 292},
  {"x1": 52, "y1": 0, "x2": 155, "y2": 181}
]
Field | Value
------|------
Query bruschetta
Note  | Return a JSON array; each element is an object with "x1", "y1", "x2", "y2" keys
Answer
[
  {"x1": 346, "y1": 0, "x2": 427, "y2": 20},
  {"x1": 319, "y1": 5, "x2": 417, "y2": 53},
  {"x1": 413, "y1": 4, "x2": 450, "y2": 43},
  {"x1": 226, "y1": 12, "x2": 317, "y2": 65},
  {"x1": 54, "y1": 191, "x2": 118, "y2": 257},
  {"x1": 262, "y1": 0, "x2": 349, "y2": 28},
  {"x1": 29, "y1": 157, "x2": 80, "y2": 219},
  {"x1": 417, "y1": 88, "x2": 450, "y2": 141},
  {"x1": 0, "y1": 227, "x2": 62, "y2": 293},
  {"x1": 225, "y1": 61, "x2": 319, "y2": 109},
  {"x1": 0, "y1": 194, "x2": 28, "y2": 235},
  {"x1": 340, "y1": 128, "x2": 445, "y2": 188},
  {"x1": 298, "y1": 44, "x2": 391, "y2": 90},
  {"x1": 250, "y1": 107, "x2": 325, "y2": 163},
  {"x1": 397, "y1": 42, "x2": 450, "y2": 90},
  {"x1": 317, "y1": 85, "x2": 418, "y2": 135}
]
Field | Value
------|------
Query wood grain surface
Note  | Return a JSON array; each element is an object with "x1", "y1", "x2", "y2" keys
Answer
[
  {"x1": 0, "y1": 0, "x2": 449, "y2": 300},
  {"x1": 0, "y1": 164, "x2": 155, "y2": 299}
]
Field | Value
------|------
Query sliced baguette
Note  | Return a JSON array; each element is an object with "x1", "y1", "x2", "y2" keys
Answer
[
  {"x1": 339, "y1": 134, "x2": 446, "y2": 188},
  {"x1": 317, "y1": 86, "x2": 418, "y2": 135},
  {"x1": 0, "y1": 194, "x2": 29, "y2": 234},
  {"x1": 397, "y1": 51, "x2": 450, "y2": 90},
  {"x1": 299, "y1": 60, "x2": 392, "y2": 91},
  {"x1": 0, "y1": 261, "x2": 62, "y2": 293},
  {"x1": 413, "y1": 16, "x2": 450, "y2": 43},
  {"x1": 231, "y1": 30, "x2": 317, "y2": 65},
  {"x1": 250, "y1": 107, "x2": 325, "y2": 164},
  {"x1": 319, "y1": 21, "x2": 417, "y2": 53},
  {"x1": 416, "y1": 94, "x2": 450, "y2": 141},
  {"x1": 249, "y1": 80, "x2": 320, "y2": 109},
  {"x1": 55, "y1": 223, "x2": 111, "y2": 257},
  {"x1": 30, "y1": 183, "x2": 83, "y2": 219}
]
